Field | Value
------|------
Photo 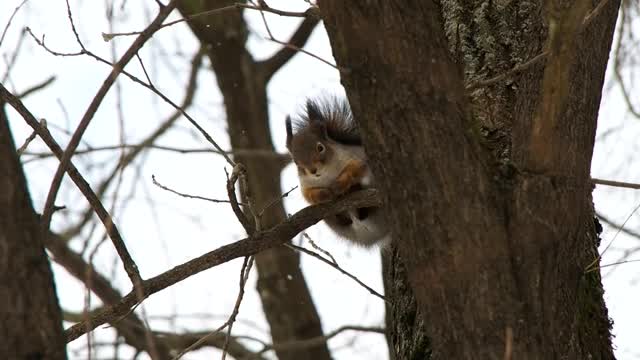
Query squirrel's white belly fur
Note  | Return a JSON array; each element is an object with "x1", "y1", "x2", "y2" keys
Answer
[{"x1": 309, "y1": 142, "x2": 387, "y2": 247}]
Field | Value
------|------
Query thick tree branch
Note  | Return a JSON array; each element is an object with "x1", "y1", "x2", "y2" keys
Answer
[
  {"x1": 63, "y1": 309, "x2": 263, "y2": 360},
  {"x1": 46, "y1": 232, "x2": 172, "y2": 359},
  {"x1": 64, "y1": 189, "x2": 381, "y2": 342}
]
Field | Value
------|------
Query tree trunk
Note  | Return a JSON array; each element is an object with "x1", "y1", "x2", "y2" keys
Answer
[
  {"x1": 177, "y1": 2, "x2": 332, "y2": 359},
  {"x1": 0, "y1": 104, "x2": 67, "y2": 359},
  {"x1": 321, "y1": 1, "x2": 618, "y2": 359}
]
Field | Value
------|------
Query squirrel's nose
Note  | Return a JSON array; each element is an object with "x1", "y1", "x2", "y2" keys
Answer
[{"x1": 308, "y1": 167, "x2": 317, "y2": 175}]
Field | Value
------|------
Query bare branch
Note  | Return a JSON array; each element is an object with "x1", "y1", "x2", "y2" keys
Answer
[
  {"x1": 596, "y1": 212, "x2": 640, "y2": 242},
  {"x1": 0, "y1": 82, "x2": 144, "y2": 290},
  {"x1": 45, "y1": 232, "x2": 172, "y2": 359},
  {"x1": 158, "y1": 330, "x2": 265, "y2": 360},
  {"x1": 226, "y1": 164, "x2": 255, "y2": 234},
  {"x1": 64, "y1": 189, "x2": 381, "y2": 342},
  {"x1": 39, "y1": 3, "x2": 181, "y2": 281},
  {"x1": 286, "y1": 243, "x2": 386, "y2": 302},
  {"x1": 170, "y1": 256, "x2": 254, "y2": 360},
  {"x1": 254, "y1": 5, "x2": 340, "y2": 71},
  {"x1": 592, "y1": 178, "x2": 640, "y2": 190},
  {"x1": 258, "y1": 16, "x2": 320, "y2": 80},
  {"x1": 53, "y1": 47, "x2": 205, "y2": 244},
  {"x1": 15, "y1": 76, "x2": 56, "y2": 99},
  {"x1": 102, "y1": 3, "x2": 313, "y2": 41},
  {"x1": 0, "y1": 0, "x2": 28, "y2": 48},
  {"x1": 152, "y1": 174, "x2": 239, "y2": 204},
  {"x1": 23, "y1": 144, "x2": 289, "y2": 162},
  {"x1": 255, "y1": 325, "x2": 385, "y2": 357},
  {"x1": 16, "y1": 118, "x2": 45, "y2": 156},
  {"x1": 221, "y1": 256, "x2": 254, "y2": 360},
  {"x1": 586, "y1": 201, "x2": 640, "y2": 272}
]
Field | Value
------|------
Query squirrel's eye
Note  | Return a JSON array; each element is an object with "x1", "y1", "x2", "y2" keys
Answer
[{"x1": 316, "y1": 142, "x2": 325, "y2": 153}]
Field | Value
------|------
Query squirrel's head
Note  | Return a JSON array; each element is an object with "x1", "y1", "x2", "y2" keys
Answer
[{"x1": 285, "y1": 102, "x2": 336, "y2": 177}]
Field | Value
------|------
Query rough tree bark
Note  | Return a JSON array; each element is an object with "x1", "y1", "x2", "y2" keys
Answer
[
  {"x1": 177, "y1": 2, "x2": 332, "y2": 360},
  {"x1": 322, "y1": 1, "x2": 618, "y2": 359},
  {"x1": 0, "y1": 104, "x2": 67, "y2": 359}
]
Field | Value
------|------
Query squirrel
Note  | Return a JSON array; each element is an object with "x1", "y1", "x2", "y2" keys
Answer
[{"x1": 285, "y1": 96, "x2": 389, "y2": 247}]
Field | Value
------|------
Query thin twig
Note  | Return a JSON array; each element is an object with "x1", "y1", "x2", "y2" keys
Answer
[
  {"x1": 152, "y1": 174, "x2": 238, "y2": 204},
  {"x1": 1, "y1": 26, "x2": 27, "y2": 83},
  {"x1": 0, "y1": 0, "x2": 28, "y2": 48},
  {"x1": 596, "y1": 212, "x2": 640, "y2": 243},
  {"x1": 50, "y1": 48, "x2": 207, "y2": 243},
  {"x1": 594, "y1": 259, "x2": 640, "y2": 271},
  {"x1": 16, "y1": 118, "x2": 45, "y2": 156},
  {"x1": 302, "y1": 232, "x2": 337, "y2": 264},
  {"x1": 226, "y1": 164, "x2": 255, "y2": 234},
  {"x1": 27, "y1": 28, "x2": 235, "y2": 167},
  {"x1": 171, "y1": 256, "x2": 254, "y2": 360},
  {"x1": 592, "y1": 178, "x2": 640, "y2": 190},
  {"x1": 285, "y1": 243, "x2": 387, "y2": 302},
  {"x1": 586, "y1": 200, "x2": 640, "y2": 272},
  {"x1": 254, "y1": 325, "x2": 385, "y2": 357},
  {"x1": 221, "y1": 256, "x2": 254, "y2": 360},
  {"x1": 257, "y1": 16, "x2": 319, "y2": 80},
  {"x1": 23, "y1": 144, "x2": 288, "y2": 161},
  {"x1": 15, "y1": 76, "x2": 56, "y2": 99},
  {"x1": 258, "y1": 185, "x2": 298, "y2": 219},
  {"x1": 135, "y1": 52, "x2": 154, "y2": 86},
  {"x1": 102, "y1": 3, "x2": 311, "y2": 41},
  {"x1": 254, "y1": 4, "x2": 340, "y2": 71},
  {"x1": 65, "y1": 0, "x2": 86, "y2": 51}
]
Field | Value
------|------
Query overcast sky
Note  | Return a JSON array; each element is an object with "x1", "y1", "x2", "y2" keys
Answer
[{"x1": 1, "y1": 1, "x2": 639, "y2": 359}]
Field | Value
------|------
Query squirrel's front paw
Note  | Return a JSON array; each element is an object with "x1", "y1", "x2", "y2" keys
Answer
[
  {"x1": 302, "y1": 187, "x2": 335, "y2": 204},
  {"x1": 332, "y1": 160, "x2": 367, "y2": 195}
]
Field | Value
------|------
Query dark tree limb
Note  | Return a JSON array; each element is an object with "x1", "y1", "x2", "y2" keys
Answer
[
  {"x1": 257, "y1": 16, "x2": 320, "y2": 81},
  {"x1": 0, "y1": 82, "x2": 142, "y2": 288},
  {"x1": 0, "y1": 102, "x2": 66, "y2": 359},
  {"x1": 64, "y1": 189, "x2": 381, "y2": 342},
  {"x1": 45, "y1": 232, "x2": 173, "y2": 360}
]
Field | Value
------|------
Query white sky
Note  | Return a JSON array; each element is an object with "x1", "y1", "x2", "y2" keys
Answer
[{"x1": 1, "y1": 1, "x2": 639, "y2": 359}]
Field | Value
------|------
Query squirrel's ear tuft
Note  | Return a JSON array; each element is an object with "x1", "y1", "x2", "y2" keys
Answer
[
  {"x1": 306, "y1": 99, "x2": 323, "y2": 122},
  {"x1": 285, "y1": 116, "x2": 293, "y2": 149}
]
